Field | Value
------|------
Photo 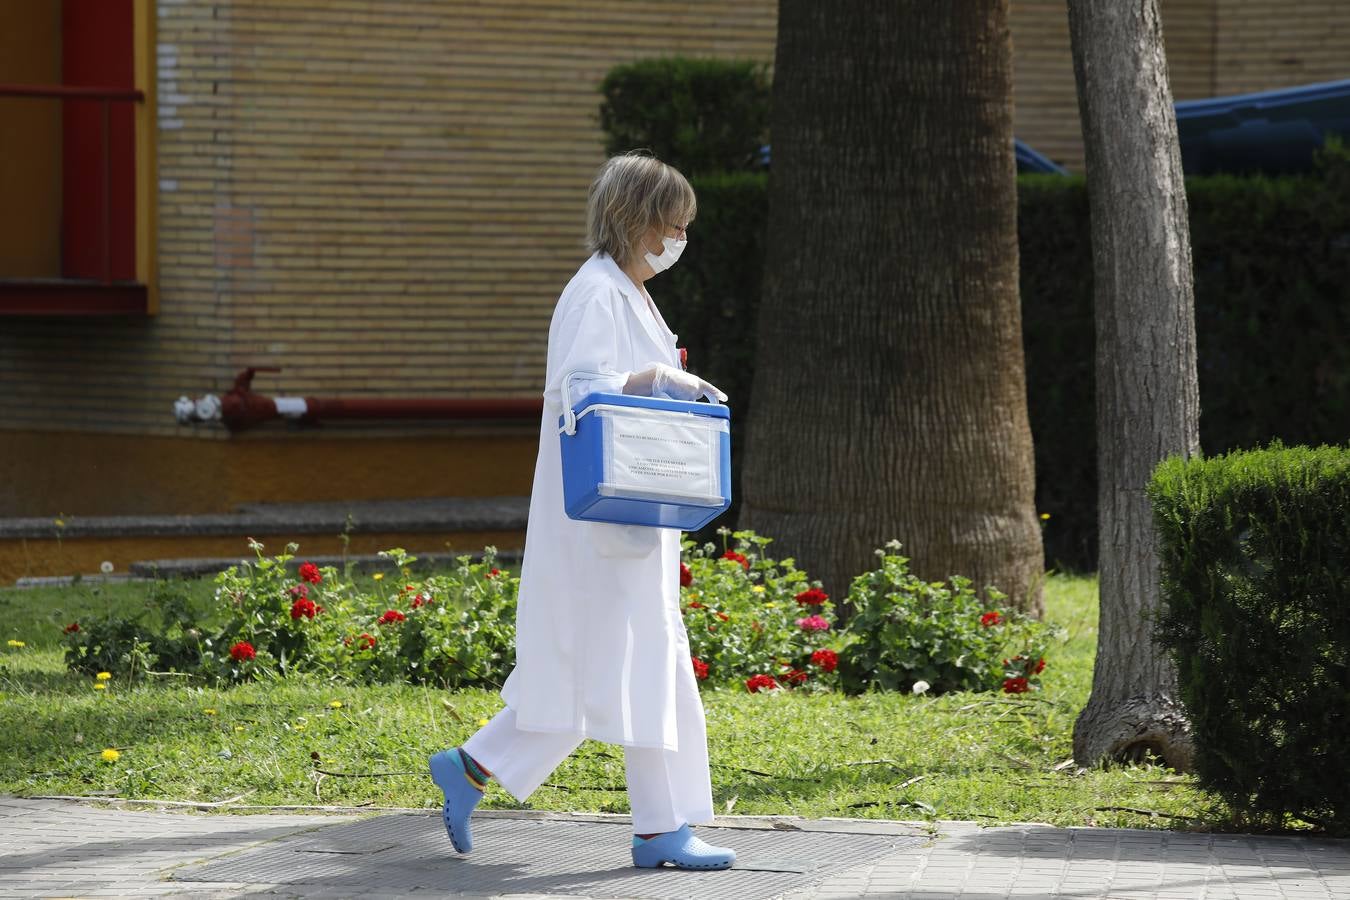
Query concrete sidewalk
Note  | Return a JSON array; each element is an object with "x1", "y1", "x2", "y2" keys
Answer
[{"x1": 1, "y1": 795, "x2": 1346, "y2": 899}]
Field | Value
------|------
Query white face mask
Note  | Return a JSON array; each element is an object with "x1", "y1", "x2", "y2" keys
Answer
[{"x1": 643, "y1": 236, "x2": 686, "y2": 274}]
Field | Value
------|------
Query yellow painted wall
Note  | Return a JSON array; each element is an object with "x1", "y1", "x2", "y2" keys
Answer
[
  {"x1": 0, "y1": 429, "x2": 537, "y2": 517},
  {"x1": 0, "y1": 0, "x2": 63, "y2": 277}
]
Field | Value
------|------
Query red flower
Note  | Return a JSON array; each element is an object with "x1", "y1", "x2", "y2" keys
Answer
[
  {"x1": 688, "y1": 601, "x2": 705, "y2": 609},
  {"x1": 679, "y1": 562, "x2": 693, "y2": 587},
  {"x1": 377, "y1": 609, "x2": 406, "y2": 625},
  {"x1": 781, "y1": 666, "x2": 808, "y2": 685},
  {"x1": 356, "y1": 632, "x2": 377, "y2": 650},
  {"x1": 796, "y1": 615, "x2": 830, "y2": 632},
  {"x1": 410, "y1": 593, "x2": 432, "y2": 609},
  {"x1": 1034, "y1": 657, "x2": 1046, "y2": 674},
  {"x1": 810, "y1": 648, "x2": 839, "y2": 673},
  {"x1": 229, "y1": 641, "x2": 256, "y2": 662},
  {"x1": 298, "y1": 562, "x2": 323, "y2": 585},
  {"x1": 715, "y1": 611, "x2": 730, "y2": 622},
  {"x1": 1002, "y1": 676, "x2": 1030, "y2": 694},
  {"x1": 721, "y1": 550, "x2": 749, "y2": 570},
  {"x1": 486, "y1": 568, "x2": 502, "y2": 579},
  {"x1": 289, "y1": 583, "x2": 309, "y2": 600},
  {"x1": 401, "y1": 584, "x2": 416, "y2": 594},
  {"x1": 63, "y1": 622, "x2": 80, "y2": 634},
  {"x1": 794, "y1": 588, "x2": 830, "y2": 606},
  {"x1": 745, "y1": 673, "x2": 779, "y2": 693},
  {"x1": 290, "y1": 598, "x2": 317, "y2": 620},
  {"x1": 691, "y1": 656, "x2": 709, "y2": 680},
  {"x1": 980, "y1": 610, "x2": 1003, "y2": 627}
]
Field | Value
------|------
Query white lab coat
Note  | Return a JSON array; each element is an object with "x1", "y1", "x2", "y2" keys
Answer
[{"x1": 499, "y1": 251, "x2": 690, "y2": 751}]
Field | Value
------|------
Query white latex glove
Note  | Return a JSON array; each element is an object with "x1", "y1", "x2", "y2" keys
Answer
[{"x1": 624, "y1": 363, "x2": 727, "y2": 403}]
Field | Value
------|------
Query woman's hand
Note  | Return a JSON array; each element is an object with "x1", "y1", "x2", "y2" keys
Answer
[{"x1": 624, "y1": 363, "x2": 727, "y2": 403}]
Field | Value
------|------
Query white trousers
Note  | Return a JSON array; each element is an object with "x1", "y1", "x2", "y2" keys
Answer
[{"x1": 463, "y1": 658, "x2": 714, "y2": 834}]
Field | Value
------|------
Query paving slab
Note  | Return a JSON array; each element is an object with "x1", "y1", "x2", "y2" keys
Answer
[{"x1": 3, "y1": 796, "x2": 1349, "y2": 899}]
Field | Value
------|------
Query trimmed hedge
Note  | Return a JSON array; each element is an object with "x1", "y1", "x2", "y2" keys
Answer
[
  {"x1": 598, "y1": 57, "x2": 770, "y2": 176},
  {"x1": 1150, "y1": 444, "x2": 1350, "y2": 832},
  {"x1": 656, "y1": 155, "x2": 1350, "y2": 568}
]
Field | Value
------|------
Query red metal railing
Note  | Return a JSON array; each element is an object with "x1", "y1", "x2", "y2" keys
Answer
[{"x1": 0, "y1": 83, "x2": 144, "y2": 284}]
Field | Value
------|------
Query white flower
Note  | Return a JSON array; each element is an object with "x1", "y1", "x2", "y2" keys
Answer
[
  {"x1": 100, "y1": 561, "x2": 114, "y2": 574},
  {"x1": 912, "y1": 680, "x2": 931, "y2": 695}
]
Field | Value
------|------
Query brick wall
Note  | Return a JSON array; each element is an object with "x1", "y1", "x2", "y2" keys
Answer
[
  {"x1": 1, "y1": 0, "x2": 1344, "y2": 519},
  {"x1": 1215, "y1": 0, "x2": 1350, "y2": 94},
  {"x1": 0, "y1": 0, "x2": 777, "y2": 441}
]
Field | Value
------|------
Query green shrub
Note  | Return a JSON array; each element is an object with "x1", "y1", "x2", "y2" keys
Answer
[
  {"x1": 63, "y1": 541, "x2": 519, "y2": 689},
  {"x1": 837, "y1": 542, "x2": 1057, "y2": 696},
  {"x1": 598, "y1": 57, "x2": 770, "y2": 176},
  {"x1": 680, "y1": 529, "x2": 840, "y2": 692},
  {"x1": 1151, "y1": 443, "x2": 1350, "y2": 833},
  {"x1": 60, "y1": 533, "x2": 1054, "y2": 699}
]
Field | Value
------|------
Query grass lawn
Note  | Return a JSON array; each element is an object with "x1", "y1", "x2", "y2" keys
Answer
[{"x1": 0, "y1": 572, "x2": 1228, "y2": 829}]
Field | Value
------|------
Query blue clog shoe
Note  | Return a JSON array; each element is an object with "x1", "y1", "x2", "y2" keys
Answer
[
  {"x1": 428, "y1": 748, "x2": 484, "y2": 853},
  {"x1": 631, "y1": 823, "x2": 736, "y2": 870}
]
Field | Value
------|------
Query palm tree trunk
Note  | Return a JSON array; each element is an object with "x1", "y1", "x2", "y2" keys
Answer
[{"x1": 741, "y1": 0, "x2": 1045, "y2": 613}]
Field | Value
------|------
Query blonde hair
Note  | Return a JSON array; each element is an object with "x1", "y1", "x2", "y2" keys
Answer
[{"x1": 586, "y1": 151, "x2": 696, "y2": 266}]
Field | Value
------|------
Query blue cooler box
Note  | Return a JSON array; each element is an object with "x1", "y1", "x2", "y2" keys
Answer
[{"x1": 559, "y1": 391, "x2": 731, "y2": 530}]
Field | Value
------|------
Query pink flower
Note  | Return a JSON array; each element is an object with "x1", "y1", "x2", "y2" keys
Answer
[
  {"x1": 796, "y1": 615, "x2": 830, "y2": 632},
  {"x1": 289, "y1": 583, "x2": 309, "y2": 600}
]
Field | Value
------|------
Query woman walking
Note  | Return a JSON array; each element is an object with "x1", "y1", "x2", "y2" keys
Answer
[{"x1": 429, "y1": 151, "x2": 735, "y2": 870}]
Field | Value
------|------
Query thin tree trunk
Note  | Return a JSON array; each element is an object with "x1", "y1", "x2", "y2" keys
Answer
[
  {"x1": 1067, "y1": 0, "x2": 1200, "y2": 770},
  {"x1": 741, "y1": 0, "x2": 1044, "y2": 613}
]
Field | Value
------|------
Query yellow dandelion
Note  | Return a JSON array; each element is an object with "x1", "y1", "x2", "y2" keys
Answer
[
  {"x1": 100, "y1": 748, "x2": 120, "y2": 762},
  {"x1": 96, "y1": 672, "x2": 112, "y2": 681},
  {"x1": 372, "y1": 573, "x2": 384, "y2": 581},
  {"x1": 7, "y1": 640, "x2": 25, "y2": 648},
  {"x1": 1040, "y1": 513, "x2": 1051, "y2": 521},
  {"x1": 477, "y1": 718, "x2": 489, "y2": 727},
  {"x1": 328, "y1": 700, "x2": 343, "y2": 709},
  {"x1": 751, "y1": 585, "x2": 766, "y2": 593},
  {"x1": 93, "y1": 683, "x2": 108, "y2": 691},
  {"x1": 234, "y1": 726, "x2": 246, "y2": 732},
  {"x1": 764, "y1": 602, "x2": 777, "y2": 608},
  {"x1": 294, "y1": 724, "x2": 307, "y2": 731},
  {"x1": 203, "y1": 708, "x2": 218, "y2": 716}
]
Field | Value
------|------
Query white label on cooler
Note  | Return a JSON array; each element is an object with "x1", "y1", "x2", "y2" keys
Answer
[{"x1": 599, "y1": 409, "x2": 722, "y2": 505}]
